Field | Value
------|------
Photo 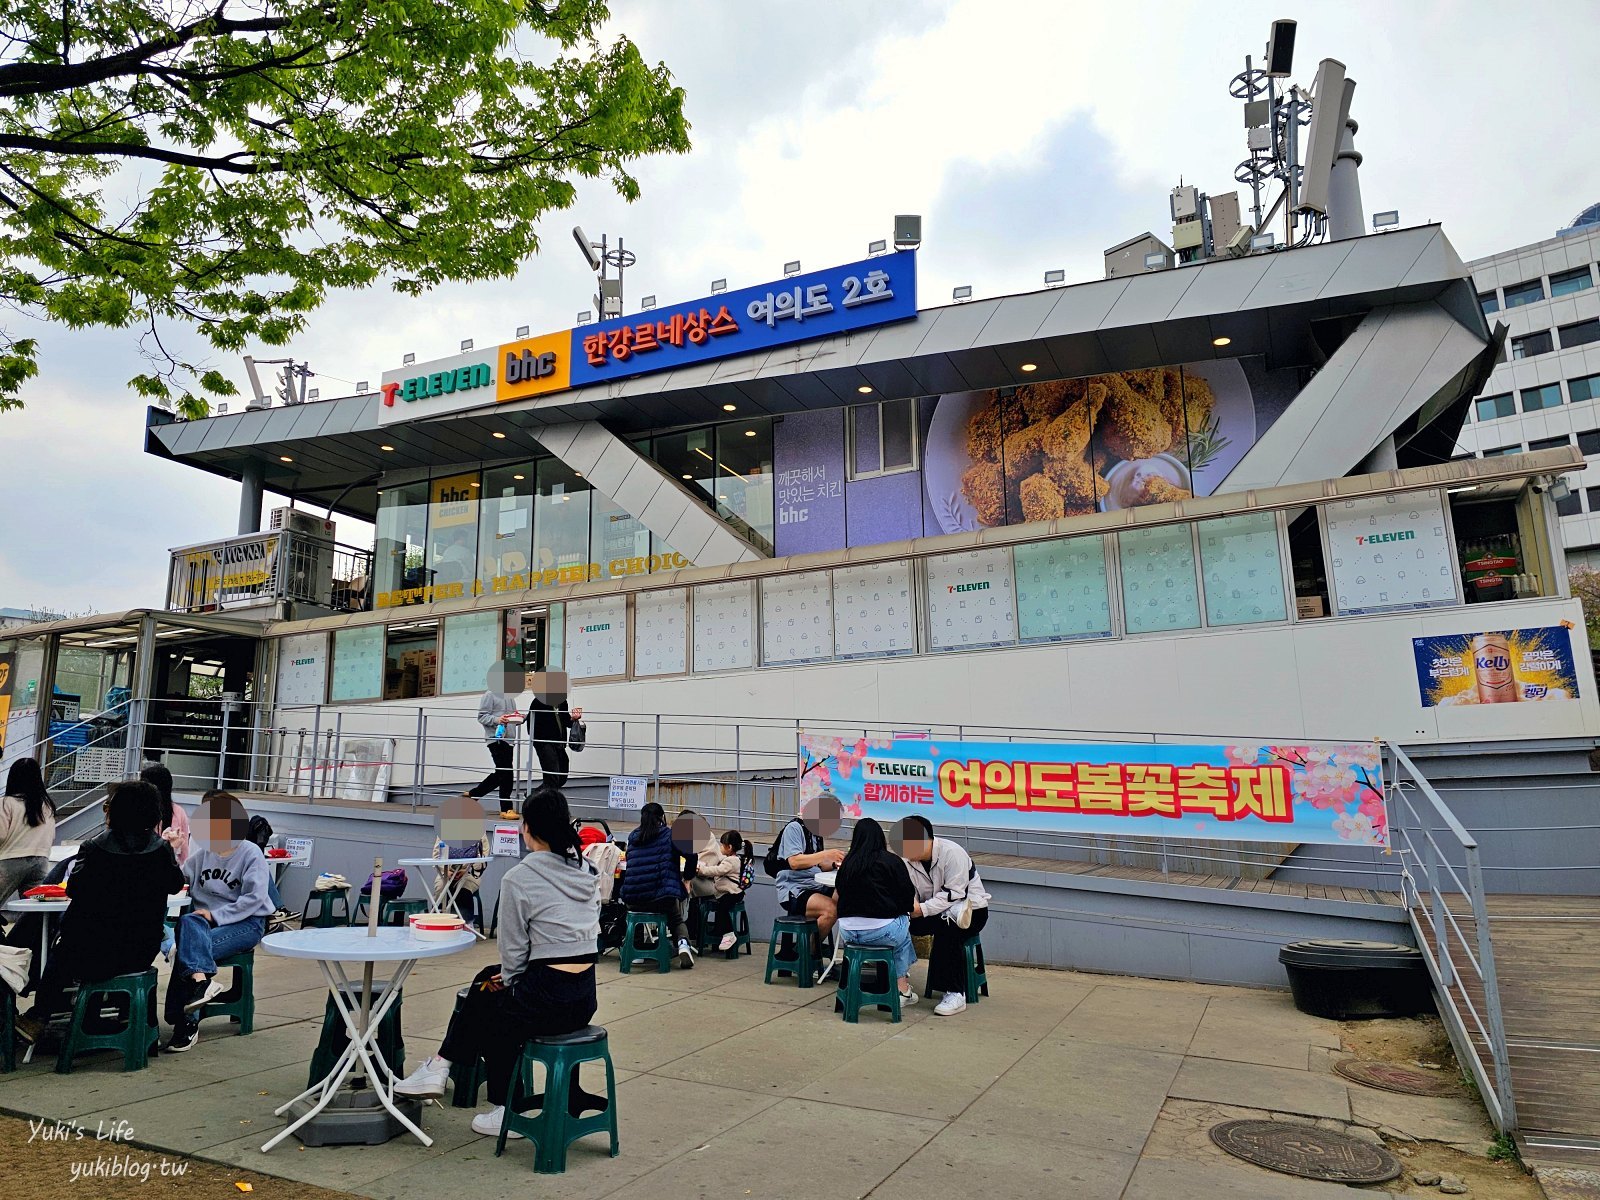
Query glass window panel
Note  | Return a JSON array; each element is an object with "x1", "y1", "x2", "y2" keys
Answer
[
  {"x1": 1503, "y1": 278, "x2": 1545, "y2": 307},
  {"x1": 1198, "y1": 513, "x2": 1287, "y2": 626},
  {"x1": 1528, "y1": 435, "x2": 1572, "y2": 451},
  {"x1": 634, "y1": 588, "x2": 687, "y2": 677},
  {"x1": 426, "y1": 472, "x2": 480, "y2": 593},
  {"x1": 649, "y1": 429, "x2": 716, "y2": 505},
  {"x1": 1474, "y1": 393, "x2": 1514, "y2": 421},
  {"x1": 1482, "y1": 444, "x2": 1522, "y2": 457},
  {"x1": 1559, "y1": 319, "x2": 1600, "y2": 349},
  {"x1": 831, "y1": 561, "x2": 915, "y2": 658},
  {"x1": 1572, "y1": 376, "x2": 1600, "y2": 405},
  {"x1": 590, "y1": 490, "x2": 652, "y2": 581},
  {"x1": 760, "y1": 572, "x2": 834, "y2": 665},
  {"x1": 1477, "y1": 291, "x2": 1499, "y2": 315},
  {"x1": 373, "y1": 480, "x2": 429, "y2": 602},
  {"x1": 1511, "y1": 330, "x2": 1553, "y2": 359},
  {"x1": 566, "y1": 595, "x2": 628, "y2": 679},
  {"x1": 882, "y1": 398, "x2": 917, "y2": 471},
  {"x1": 1118, "y1": 525, "x2": 1201, "y2": 633},
  {"x1": 849, "y1": 403, "x2": 881, "y2": 477},
  {"x1": 1557, "y1": 491, "x2": 1582, "y2": 517},
  {"x1": 1520, "y1": 384, "x2": 1563, "y2": 412},
  {"x1": 329, "y1": 625, "x2": 384, "y2": 703},
  {"x1": 546, "y1": 603, "x2": 565, "y2": 670},
  {"x1": 1550, "y1": 266, "x2": 1594, "y2": 297},
  {"x1": 1586, "y1": 486, "x2": 1600, "y2": 511},
  {"x1": 692, "y1": 581, "x2": 754, "y2": 672},
  {"x1": 1580, "y1": 428, "x2": 1600, "y2": 455},
  {"x1": 441, "y1": 611, "x2": 504, "y2": 695},
  {"x1": 533, "y1": 458, "x2": 591, "y2": 580},
  {"x1": 1014, "y1": 537, "x2": 1113, "y2": 641},
  {"x1": 925, "y1": 548, "x2": 1017, "y2": 651},
  {"x1": 384, "y1": 624, "x2": 438, "y2": 700},
  {"x1": 478, "y1": 463, "x2": 534, "y2": 592},
  {"x1": 715, "y1": 419, "x2": 775, "y2": 553}
]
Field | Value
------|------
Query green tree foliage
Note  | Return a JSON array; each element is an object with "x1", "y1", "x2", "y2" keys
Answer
[
  {"x1": 1569, "y1": 566, "x2": 1600, "y2": 650},
  {"x1": 0, "y1": 1, "x2": 688, "y2": 416}
]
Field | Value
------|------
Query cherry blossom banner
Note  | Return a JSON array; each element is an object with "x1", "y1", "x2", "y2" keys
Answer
[{"x1": 797, "y1": 734, "x2": 1388, "y2": 847}]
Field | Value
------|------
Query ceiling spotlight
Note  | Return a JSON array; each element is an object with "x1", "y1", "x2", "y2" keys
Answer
[
  {"x1": 402, "y1": 352, "x2": 416, "y2": 366},
  {"x1": 492, "y1": 431, "x2": 507, "y2": 439},
  {"x1": 722, "y1": 403, "x2": 737, "y2": 412},
  {"x1": 682, "y1": 473, "x2": 692, "y2": 480},
  {"x1": 516, "y1": 325, "x2": 530, "y2": 338},
  {"x1": 575, "y1": 472, "x2": 583, "y2": 478},
  {"x1": 380, "y1": 444, "x2": 395, "y2": 452},
  {"x1": 952, "y1": 285, "x2": 973, "y2": 301},
  {"x1": 1044, "y1": 269, "x2": 1066, "y2": 286},
  {"x1": 279, "y1": 455, "x2": 293, "y2": 462},
  {"x1": 744, "y1": 429, "x2": 756, "y2": 437},
  {"x1": 513, "y1": 474, "x2": 525, "y2": 481},
  {"x1": 783, "y1": 261, "x2": 801, "y2": 277},
  {"x1": 868, "y1": 239, "x2": 888, "y2": 256},
  {"x1": 470, "y1": 481, "x2": 479, "y2": 488},
  {"x1": 460, "y1": 339, "x2": 474, "y2": 352},
  {"x1": 711, "y1": 279, "x2": 727, "y2": 295},
  {"x1": 1212, "y1": 336, "x2": 1232, "y2": 347},
  {"x1": 857, "y1": 385, "x2": 874, "y2": 394},
  {"x1": 1019, "y1": 363, "x2": 1038, "y2": 373}
]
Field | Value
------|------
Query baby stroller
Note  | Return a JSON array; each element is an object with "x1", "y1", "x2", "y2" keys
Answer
[{"x1": 577, "y1": 818, "x2": 629, "y2": 954}]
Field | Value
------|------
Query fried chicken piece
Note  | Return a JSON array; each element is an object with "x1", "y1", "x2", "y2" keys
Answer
[
  {"x1": 1039, "y1": 393, "x2": 1102, "y2": 461},
  {"x1": 1097, "y1": 374, "x2": 1173, "y2": 461},
  {"x1": 1018, "y1": 473, "x2": 1066, "y2": 521},
  {"x1": 1136, "y1": 476, "x2": 1192, "y2": 504},
  {"x1": 1042, "y1": 456, "x2": 1109, "y2": 512},
  {"x1": 1017, "y1": 377, "x2": 1083, "y2": 424},
  {"x1": 1003, "y1": 423, "x2": 1048, "y2": 482},
  {"x1": 961, "y1": 461, "x2": 1007, "y2": 526},
  {"x1": 1181, "y1": 373, "x2": 1216, "y2": 429},
  {"x1": 966, "y1": 404, "x2": 1003, "y2": 463}
]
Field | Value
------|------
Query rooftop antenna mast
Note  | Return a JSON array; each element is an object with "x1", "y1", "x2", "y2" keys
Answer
[
  {"x1": 1231, "y1": 18, "x2": 1331, "y2": 249},
  {"x1": 573, "y1": 226, "x2": 636, "y2": 320}
]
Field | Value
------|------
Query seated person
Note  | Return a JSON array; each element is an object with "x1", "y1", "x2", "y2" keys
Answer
[
  {"x1": 432, "y1": 825, "x2": 490, "y2": 928},
  {"x1": 693, "y1": 830, "x2": 747, "y2": 952},
  {"x1": 901, "y1": 814, "x2": 991, "y2": 1017},
  {"x1": 833, "y1": 818, "x2": 918, "y2": 1007},
  {"x1": 162, "y1": 791, "x2": 274, "y2": 1052},
  {"x1": 774, "y1": 794, "x2": 844, "y2": 936},
  {"x1": 15, "y1": 780, "x2": 183, "y2": 1043},
  {"x1": 620, "y1": 802, "x2": 694, "y2": 968},
  {"x1": 0, "y1": 757, "x2": 56, "y2": 905},
  {"x1": 394, "y1": 787, "x2": 602, "y2": 1139}
]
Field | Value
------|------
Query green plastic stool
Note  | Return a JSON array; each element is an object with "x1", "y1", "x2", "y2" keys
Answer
[
  {"x1": 447, "y1": 987, "x2": 487, "y2": 1108},
  {"x1": 301, "y1": 888, "x2": 350, "y2": 928},
  {"x1": 693, "y1": 896, "x2": 753, "y2": 957},
  {"x1": 834, "y1": 944, "x2": 902, "y2": 1023},
  {"x1": 618, "y1": 911, "x2": 673, "y2": 975},
  {"x1": 495, "y1": 1026, "x2": 619, "y2": 1173},
  {"x1": 307, "y1": 982, "x2": 404, "y2": 1089},
  {"x1": 55, "y1": 970, "x2": 158, "y2": 1074},
  {"x1": 963, "y1": 935, "x2": 990, "y2": 1003},
  {"x1": 198, "y1": 950, "x2": 255, "y2": 1035},
  {"x1": 1, "y1": 984, "x2": 15, "y2": 1073},
  {"x1": 764, "y1": 916, "x2": 818, "y2": 987}
]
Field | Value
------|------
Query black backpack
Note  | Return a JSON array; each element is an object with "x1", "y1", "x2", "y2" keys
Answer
[{"x1": 762, "y1": 817, "x2": 819, "y2": 878}]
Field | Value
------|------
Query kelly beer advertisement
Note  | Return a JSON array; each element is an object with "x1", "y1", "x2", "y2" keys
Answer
[
  {"x1": 1412, "y1": 625, "x2": 1579, "y2": 708},
  {"x1": 798, "y1": 733, "x2": 1389, "y2": 847}
]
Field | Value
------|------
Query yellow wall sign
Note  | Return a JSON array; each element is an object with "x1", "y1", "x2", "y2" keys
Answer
[
  {"x1": 429, "y1": 472, "x2": 480, "y2": 529},
  {"x1": 495, "y1": 331, "x2": 570, "y2": 403}
]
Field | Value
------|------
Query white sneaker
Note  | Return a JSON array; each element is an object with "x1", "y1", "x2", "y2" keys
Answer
[
  {"x1": 677, "y1": 939, "x2": 696, "y2": 969},
  {"x1": 183, "y1": 976, "x2": 228, "y2": 1012},
  {"x1": 470, "y1": 1106, "x2": 524, "y2": 1138},
  {"x1": 718, "y1": 932, "x2": 738, "y2": 952},
  {"x1": 898, "y1": 988, "x2": 919, "y2": 1007},
  {"x1": 393, "y1": 1055, "x2": 451, "y2": 1098},
  {"x1": 934, "y1": 991, "x2": 968, "y2": 1016}
]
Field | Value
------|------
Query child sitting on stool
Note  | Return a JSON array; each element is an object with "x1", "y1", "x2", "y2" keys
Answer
[{"x1": 693, "y1": 830, "x2": 747, "y2": 953}]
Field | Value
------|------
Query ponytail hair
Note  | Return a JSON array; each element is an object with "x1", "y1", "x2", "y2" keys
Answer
[{"x1": 523, "y1": 786, "x2": 583, "y2": 862}]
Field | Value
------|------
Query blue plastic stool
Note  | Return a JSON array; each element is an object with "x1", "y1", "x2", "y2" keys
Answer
[
  {"x1": 834, "y1": 944, "x2": 902, "y2": 1023},
  {"x1": 618, "y1": 911, "x2": 673, "y2": 975},
  {"x1": 495, "y1": 1026, "x2": 619, "y2": 1173}
]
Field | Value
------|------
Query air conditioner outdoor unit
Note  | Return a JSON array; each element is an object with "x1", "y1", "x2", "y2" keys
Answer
[{"x1": 269, "y1": 507, "x2": 336, "y2": 541}]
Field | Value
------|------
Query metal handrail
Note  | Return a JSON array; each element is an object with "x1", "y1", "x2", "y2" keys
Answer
[{"x1": 1387, "y1": 744, "x2": 1517, "y2": 1133}]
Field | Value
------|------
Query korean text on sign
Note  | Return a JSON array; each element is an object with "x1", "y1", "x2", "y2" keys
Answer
[
  {"x1": 935, "y1": 759, "x2": 1294, "y2": 823},
  {"x1": 582, "y1": 307, "x2": 740, "y2": 368}
]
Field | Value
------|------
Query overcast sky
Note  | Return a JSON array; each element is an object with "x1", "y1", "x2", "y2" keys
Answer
[{"x1": 4, "y1": 0, "x2": 1599, "y2": 616}]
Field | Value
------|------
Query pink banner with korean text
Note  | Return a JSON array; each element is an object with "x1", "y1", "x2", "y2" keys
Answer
[{"x1": 797, "y1": 733, "x2": 1388, "y2": 847}]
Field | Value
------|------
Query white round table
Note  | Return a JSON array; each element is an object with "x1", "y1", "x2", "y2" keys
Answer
[
  {"x1": 397, "y1": 855, "x2": 493, "y2": 939},
  {"x1": 813, "y1": 870, "x2": 838, "y2": 887},
  {"x1": 264, "y1": 848, "x2": 311, "y2": 887},
  {"x1": 258, "y1": 926, "x2": 474, "y2": 1152}
]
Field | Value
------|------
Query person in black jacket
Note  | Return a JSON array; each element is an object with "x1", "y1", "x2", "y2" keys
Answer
[
  {"x1": 16, "y1": 779, "x2": 184, "y2": 1043},
  {"x1": 832, "y1": 818, "x2": 918, "y2": 1006},
  {"x1": 619, "y1": 802, "x2": 693, "y2": 968},
  {"x1": 526, "y1": 673, "x2": 580, "y2": 791}
]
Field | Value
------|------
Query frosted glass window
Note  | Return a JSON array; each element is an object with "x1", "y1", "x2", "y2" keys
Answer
[
  {"x1": 1198, "y1": 514, "x2": 1287, "y2": 626},
  {"x1": 831, "y1": 561, "x2": 916, "y2": 659},
  {"x1": 1118, "y1": 525, "x2": 1201, "y2": 633},
  {"x1": 693, "y1": 581, "x2": 754, "y2": 672},
  {"x1": 566, "y1": 595, "x2": 628, "y2": 679},
  {"x1": 1014, "y1": 537, "x2": 1113, "y2": 641},
  {"x1": 441, "y1": 611, "x2": 505, "y2": 694},
  {"x1": 634, "y1": 588, "x2": 687, "y2": 677},
  {"x1": 761, "y1": 572, "x2": 834, "y2": 665},
  {"x1": 925, "y1": 548, "x2": 1017, "y2": 651},
  {"x1": 329, "y1": 625, "x2": 384, "y2": 703}
]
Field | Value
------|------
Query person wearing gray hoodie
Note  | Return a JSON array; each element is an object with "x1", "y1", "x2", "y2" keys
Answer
[{"x1": 394, "y1": 786, "x2": 602, "y2": 1139}]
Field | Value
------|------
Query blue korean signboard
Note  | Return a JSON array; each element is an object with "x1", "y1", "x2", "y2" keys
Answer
[{"x1": 568, "y1": 250, "x2": 918, "y2": 387}]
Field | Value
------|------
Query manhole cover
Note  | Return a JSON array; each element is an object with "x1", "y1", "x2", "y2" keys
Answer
[
  {"x1": 1335, "y1": 1059, "x2": 1459, "y2": 1097},
  {"x1": 1209, "y1": 1119, "x2": 1402, "y2": 1184}
]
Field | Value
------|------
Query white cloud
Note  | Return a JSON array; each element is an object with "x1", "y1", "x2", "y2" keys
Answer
[{"x1": 5, "y1": 0, "x2": 1600, "y2": 612}]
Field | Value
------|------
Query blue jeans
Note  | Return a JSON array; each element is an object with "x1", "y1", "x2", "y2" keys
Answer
[
  {"x1": 839, "y1": 915, "x2": 915, "y2": 983},
  {"x1": 174, "y1": 912, "x2": 265, "y2": 977}
]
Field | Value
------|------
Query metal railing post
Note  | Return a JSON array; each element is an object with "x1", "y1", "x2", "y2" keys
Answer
[
  {"x1": 735, "y1": 723, "x2": 742, "y2": 833},
  {"x1": 653, "y1": 714, "x2": 662, "y2": 806},
  {"x1": 1422, "y1": 832, "x2": 1454, "y2": 989},
  {"x1": 417, "y1": 713, "x2": 429, "y2": 801},
  {"x1": 620, "y1": 720, "x2": 627, "y2": 777},
  {"x1": 327, "y1": 710, "x2": 344, "y2": 800},
  {"x1": 412, "y1": 708, "x2": 424, "y2": 805},
  {"x1": 1467, "y1": 846, "x2": 1518, "y2": 1131},
  {"x1": 306, "y1": 704, "x2": 322, "y2": 802},
  {"x1": 216, "y1": 702, "x2": 230, "y2": 789}
]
